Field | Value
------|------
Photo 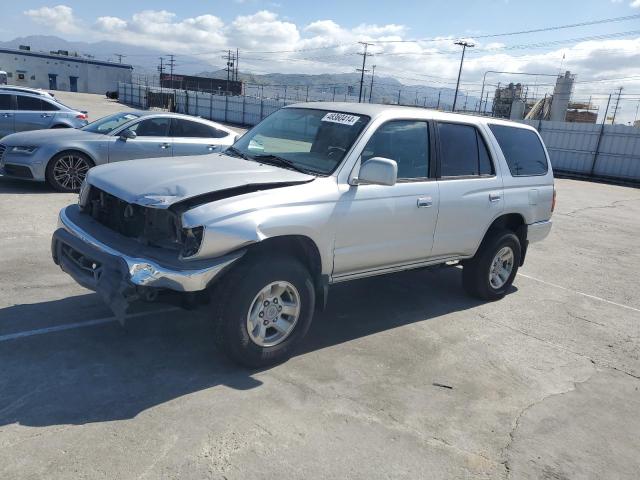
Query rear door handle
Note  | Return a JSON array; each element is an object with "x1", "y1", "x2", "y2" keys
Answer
[
  {"x1": 2, "y1": 113, "x2": 11, "y2": 118},
  {"x1": 417, "y1": 197, "x2": 433, "y2": 208},
  {"x1": 160, "y1": 143, "x2": 171, "y2": 149},
  {"x1": 41, "y1": 114, "x2": 52, "y2": 118},
  {"x1": 489, "y1": 192, "x2": 502, "y2": 202},
  {"x1": 207, "y1": 144, "x2": 217, "y2": 151}
]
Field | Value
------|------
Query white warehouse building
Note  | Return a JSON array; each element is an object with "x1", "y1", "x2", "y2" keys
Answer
[{"x1": 0, "y1": 47, "x2": 132, "y2": 94}]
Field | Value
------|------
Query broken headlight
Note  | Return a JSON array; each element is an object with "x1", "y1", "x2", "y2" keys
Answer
[{"x1": 181, "y1": 226, "x2": 204, "y2": 258}]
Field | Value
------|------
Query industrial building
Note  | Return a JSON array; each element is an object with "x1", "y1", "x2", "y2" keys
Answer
[
  {"x1": 491, "y1": 71, "x2": 598, "y2": 124},
  {"x1": 0, "y1": 46, "x2": 132, "y2": 94}
]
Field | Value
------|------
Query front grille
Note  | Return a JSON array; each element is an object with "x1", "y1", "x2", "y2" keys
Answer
[{"x1": 83, "y1": 187, "x2": 183, "y2": 251}]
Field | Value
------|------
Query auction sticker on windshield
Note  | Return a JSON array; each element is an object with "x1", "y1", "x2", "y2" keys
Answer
[{"x1": 322, "y1": 112, "x2": 361, "y2": 126}]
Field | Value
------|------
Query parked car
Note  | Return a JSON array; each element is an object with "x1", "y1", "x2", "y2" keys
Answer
[
  {"x1": 0, "y1": 111, "x2": 238, "y2": 192},
  {"x1": 0, "y1": 85, "x2": 56, "y2": 98},
  {"x1": 51, "y1": 103, "x2": 555, "y2": 367},
  {"x1": 0, "y1": 90, "x2": 88, "y2": 139}
]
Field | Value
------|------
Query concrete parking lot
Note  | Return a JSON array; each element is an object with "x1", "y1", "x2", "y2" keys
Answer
[{"x1": 1, "y1": 162, "x2": 639, "y2": 476}]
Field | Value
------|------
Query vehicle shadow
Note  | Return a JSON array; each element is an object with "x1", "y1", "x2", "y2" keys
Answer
[
  {"x1": 0, "y1": 177, "x2": 54, "y2": 194},
  {"x1": 0, "y1": 266, "x2": 513, "y2": 427}
]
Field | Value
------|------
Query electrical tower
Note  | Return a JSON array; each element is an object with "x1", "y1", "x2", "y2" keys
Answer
[{"x1": 356, "y1": 42, "x2": 374, "y2": 103}]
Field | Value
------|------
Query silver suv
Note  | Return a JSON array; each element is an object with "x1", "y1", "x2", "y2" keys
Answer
[
  {"x1": 52, "y1": 103, "x2": 554, "y2": 367},
  {"x1": 0, "y1": 90, "x2": 88, "y2": 138}
]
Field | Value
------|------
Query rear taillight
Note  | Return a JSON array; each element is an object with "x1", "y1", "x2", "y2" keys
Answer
[
  {"x1": 76, "y1": 113, "x2": 88, "y2": 120},
  {"x1": 551, "y1": 187, "x2": 556, "y2": 213}
]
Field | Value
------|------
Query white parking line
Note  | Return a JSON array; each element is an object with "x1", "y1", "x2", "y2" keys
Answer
[
  {"x1": 517, "y1": 272, "x2": 640, "y2": 313},
  {"x1": 0, "y1": 308, "x2": 179, "y2": 342}
]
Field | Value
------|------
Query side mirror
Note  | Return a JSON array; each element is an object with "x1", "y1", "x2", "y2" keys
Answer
[
  {"x1": 119, "y1": 129, "x2": 136, "y2": 141},
  {"x1": 354, "y1": 157, "x2": 398, "y2": 186}
]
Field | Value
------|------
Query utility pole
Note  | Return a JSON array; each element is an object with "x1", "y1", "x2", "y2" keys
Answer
[
  {"x1": 452, "y1": 40, "x2": 474, "y2": 112},
  {"x1": 368, "y1": 65, "x2": 376, "y2": 103},
  {"x1": 114, "y1": 53, "x2": 125, "y2": 64},
  {"x1": 437, "y1": 91, "x2": 441, "y2": 110},
  {"x1": 463, "y1": 92, "x2": 468, "y2": 111},
  {"x1": 284, "y1": 85, "x2": 287, "y2": 102},
  {"x1": 157, "y1": 57, "x2": 165, "y2": 87},
  {"x1": 332, "y1": 86, "x2": 336, "y2": 101},
  {"x1": 167, "y1": 54, "x2": 176, "y2": 89},
  {"x1": 306, "y1": 85, "x2": 309, "y2": 102},
  {"x1": 222, "y1": 50, "x2": 235, "y2": 95},
  {"x1": 611, "y1": 87, "x2": 623, "y2": 124},
  {"x1": 397, "y1": 89, "x2": 401, "y2": 105},
  {"x1": 235, "y1": 48, "x2": 239, "y2": 82},
  {"x1": 356, "y1": 42, "x2": 373, "y2": 103},
  {"x1": 634, "y1": 99, "x2": 639, "y2": 124}
]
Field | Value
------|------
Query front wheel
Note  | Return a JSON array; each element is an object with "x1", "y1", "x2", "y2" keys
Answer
[
  {"x1": 45, "y1": 151, "x2": 93, "y2": 193},
  {"x1": 212, "y1": 255, "x2": 316, "y2": 368},
  {"x1": 462, "y1": 229, "x2": 521, "y2": 301}
]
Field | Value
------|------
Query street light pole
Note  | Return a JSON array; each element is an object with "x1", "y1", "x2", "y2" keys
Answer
[{"x1": 452, "y1": 40, "x2": 474, "y2": 112}]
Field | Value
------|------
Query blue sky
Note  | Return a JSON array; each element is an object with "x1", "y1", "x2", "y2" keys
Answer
[
  {"x1": 2, "y1": 1, "x2": 640, "y2": 122},
  {"x1": 2, "y1": 0, "x2": 638, "y2": 41}
]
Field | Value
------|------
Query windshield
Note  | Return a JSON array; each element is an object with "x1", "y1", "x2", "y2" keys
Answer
[
  {"x1": 81, "y1": 112, "x2": 140, "y2": 135},
  {"x1": 232, "y1": 108, "x2": 370, "y2": 175}
]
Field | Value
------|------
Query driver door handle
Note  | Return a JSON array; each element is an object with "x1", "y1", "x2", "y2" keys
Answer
[
  {"x1": 159, "y1": 143, "x2": 171, "y2": 149},
  {"x1": 489, "y1": 192, "x2": 502, "y2": 202},
  {"x1": 41, "y1": 114, "x2": 52, "y2": 118},
  {"x1": 417, "y1": 197, "x2": 433, "y2": 208}
]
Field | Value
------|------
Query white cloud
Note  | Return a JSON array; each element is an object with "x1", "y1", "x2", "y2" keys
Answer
[
  {"x1": 631, "y1": 0, "x2": 640, "y2": 7},
  {"x1": 24, "y1": 5, "x2": 81, "y2": 34}
]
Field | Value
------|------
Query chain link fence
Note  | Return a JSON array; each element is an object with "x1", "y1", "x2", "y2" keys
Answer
[{"x1": 118, "y1": 83, "x2": 639, "y2": 183}]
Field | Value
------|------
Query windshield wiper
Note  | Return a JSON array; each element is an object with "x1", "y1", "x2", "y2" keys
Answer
[
  {"x1": 252, "y1": 154, "x2": 316, "y2": 175},
  {"x1": 225, "y1": 146, "x2": 254, "y2": 161}
]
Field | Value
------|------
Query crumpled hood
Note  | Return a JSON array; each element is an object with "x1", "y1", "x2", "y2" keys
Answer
[
  {"x1": 87, "y1": 153, "x2": 315, "y2": 208},
  {"x1": 1, "y1": 128, "x2": 102, "y2": 145}
]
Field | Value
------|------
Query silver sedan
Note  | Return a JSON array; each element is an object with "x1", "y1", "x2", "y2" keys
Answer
[{"x1": 0, "y1": 111, "x2": 238, "y2": 192}]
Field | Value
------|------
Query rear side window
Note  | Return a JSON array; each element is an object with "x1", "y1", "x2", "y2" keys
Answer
[
  {"x1": 438, "y1": 123, "x2": 494, "y2": 177},
  {"x1": 16, "y1": 96, "x2": 42, "y2": 111},
  {"x1": 489, "y1": 125, "x2": 548, "y2": 176},
  {"x1": 0, "y1": 94, "x2": 12, "y2": 110},
  {"x1": 40, "y1": 100, "x2": 60, "y2": 112},
  {"x1": 171, "y1": 119, "x2": 229, "y2": 138}
]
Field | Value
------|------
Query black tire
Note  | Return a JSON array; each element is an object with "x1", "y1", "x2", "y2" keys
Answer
[
  {"x1": 212, "y1": 254, "x2": 316, "y2": 368},
  {"x1": 45, "y1": 151, "x2": 94, "y2": 193},
  {"x1": 462, "y1": 229, "x2": 521, "y2": 301}
]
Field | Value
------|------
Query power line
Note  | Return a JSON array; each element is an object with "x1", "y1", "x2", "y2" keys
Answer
[{"x1": 372, "y1": 13, "x2": 640, "y2": 43}]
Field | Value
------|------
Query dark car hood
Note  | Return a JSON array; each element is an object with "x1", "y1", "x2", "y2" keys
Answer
[{"x1": 87, "y1": 153, "x2": 315, "y2": 208}]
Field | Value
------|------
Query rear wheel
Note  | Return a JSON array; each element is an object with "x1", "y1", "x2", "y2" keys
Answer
[
  {"x1": 45, "y1": 151, "x2": 93, "y2": 193},
  {"x1": 212, "y1": 254, "x2": 315, "y2": 368},
  {"x1": 463, "y1": 229, "x2": 521, "y2": 301}
]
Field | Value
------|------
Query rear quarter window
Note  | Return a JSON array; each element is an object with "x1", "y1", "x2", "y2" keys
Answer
[{"x1": 489, "y1": 124, "x2": 548, "y2": 176}]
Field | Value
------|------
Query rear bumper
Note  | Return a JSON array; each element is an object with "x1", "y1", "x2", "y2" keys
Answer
[
  {"x1": 527, "y1": 220, "x2": 552, "y2": 243},
  {"x1": 52, "y1": 206, "x2": 243, "y2": 316}
]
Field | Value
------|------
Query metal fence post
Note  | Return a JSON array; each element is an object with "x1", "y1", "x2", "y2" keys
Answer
[
  {"x1": 242, "y1": 95, "x2": 246, "y2": 125},
  {"x1": 195, "y1": 90, "x2": 198, "y2": 117},
  {"x1": 259, "y1": 97, "x2": 264, "y2": 121},
  {"x1": 225, "y1": 95, "x2": 228, "y2": 123},
  {"x1": 209, "y1": 93, "x2": 213, "y2": 120},
  {"x1": 138, "y1": 84, "x2": 142, "y2": 107},
  {"x1": 590, "y1": 124, "x2": 606, "y2": 177}
]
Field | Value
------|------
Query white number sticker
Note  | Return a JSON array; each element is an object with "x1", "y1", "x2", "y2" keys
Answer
[{"x1": 321, "y1": 112, "x2": 360, "y2": 126}]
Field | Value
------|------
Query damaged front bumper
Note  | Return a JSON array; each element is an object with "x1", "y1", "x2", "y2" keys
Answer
[{"x1": 52, "y1": 205, "x2": 243, "y2": 319}]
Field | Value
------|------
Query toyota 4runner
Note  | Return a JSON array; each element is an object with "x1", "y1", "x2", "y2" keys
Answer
[{"x1": 52, "y1": 103, "x2": 554, "y2": 367}]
